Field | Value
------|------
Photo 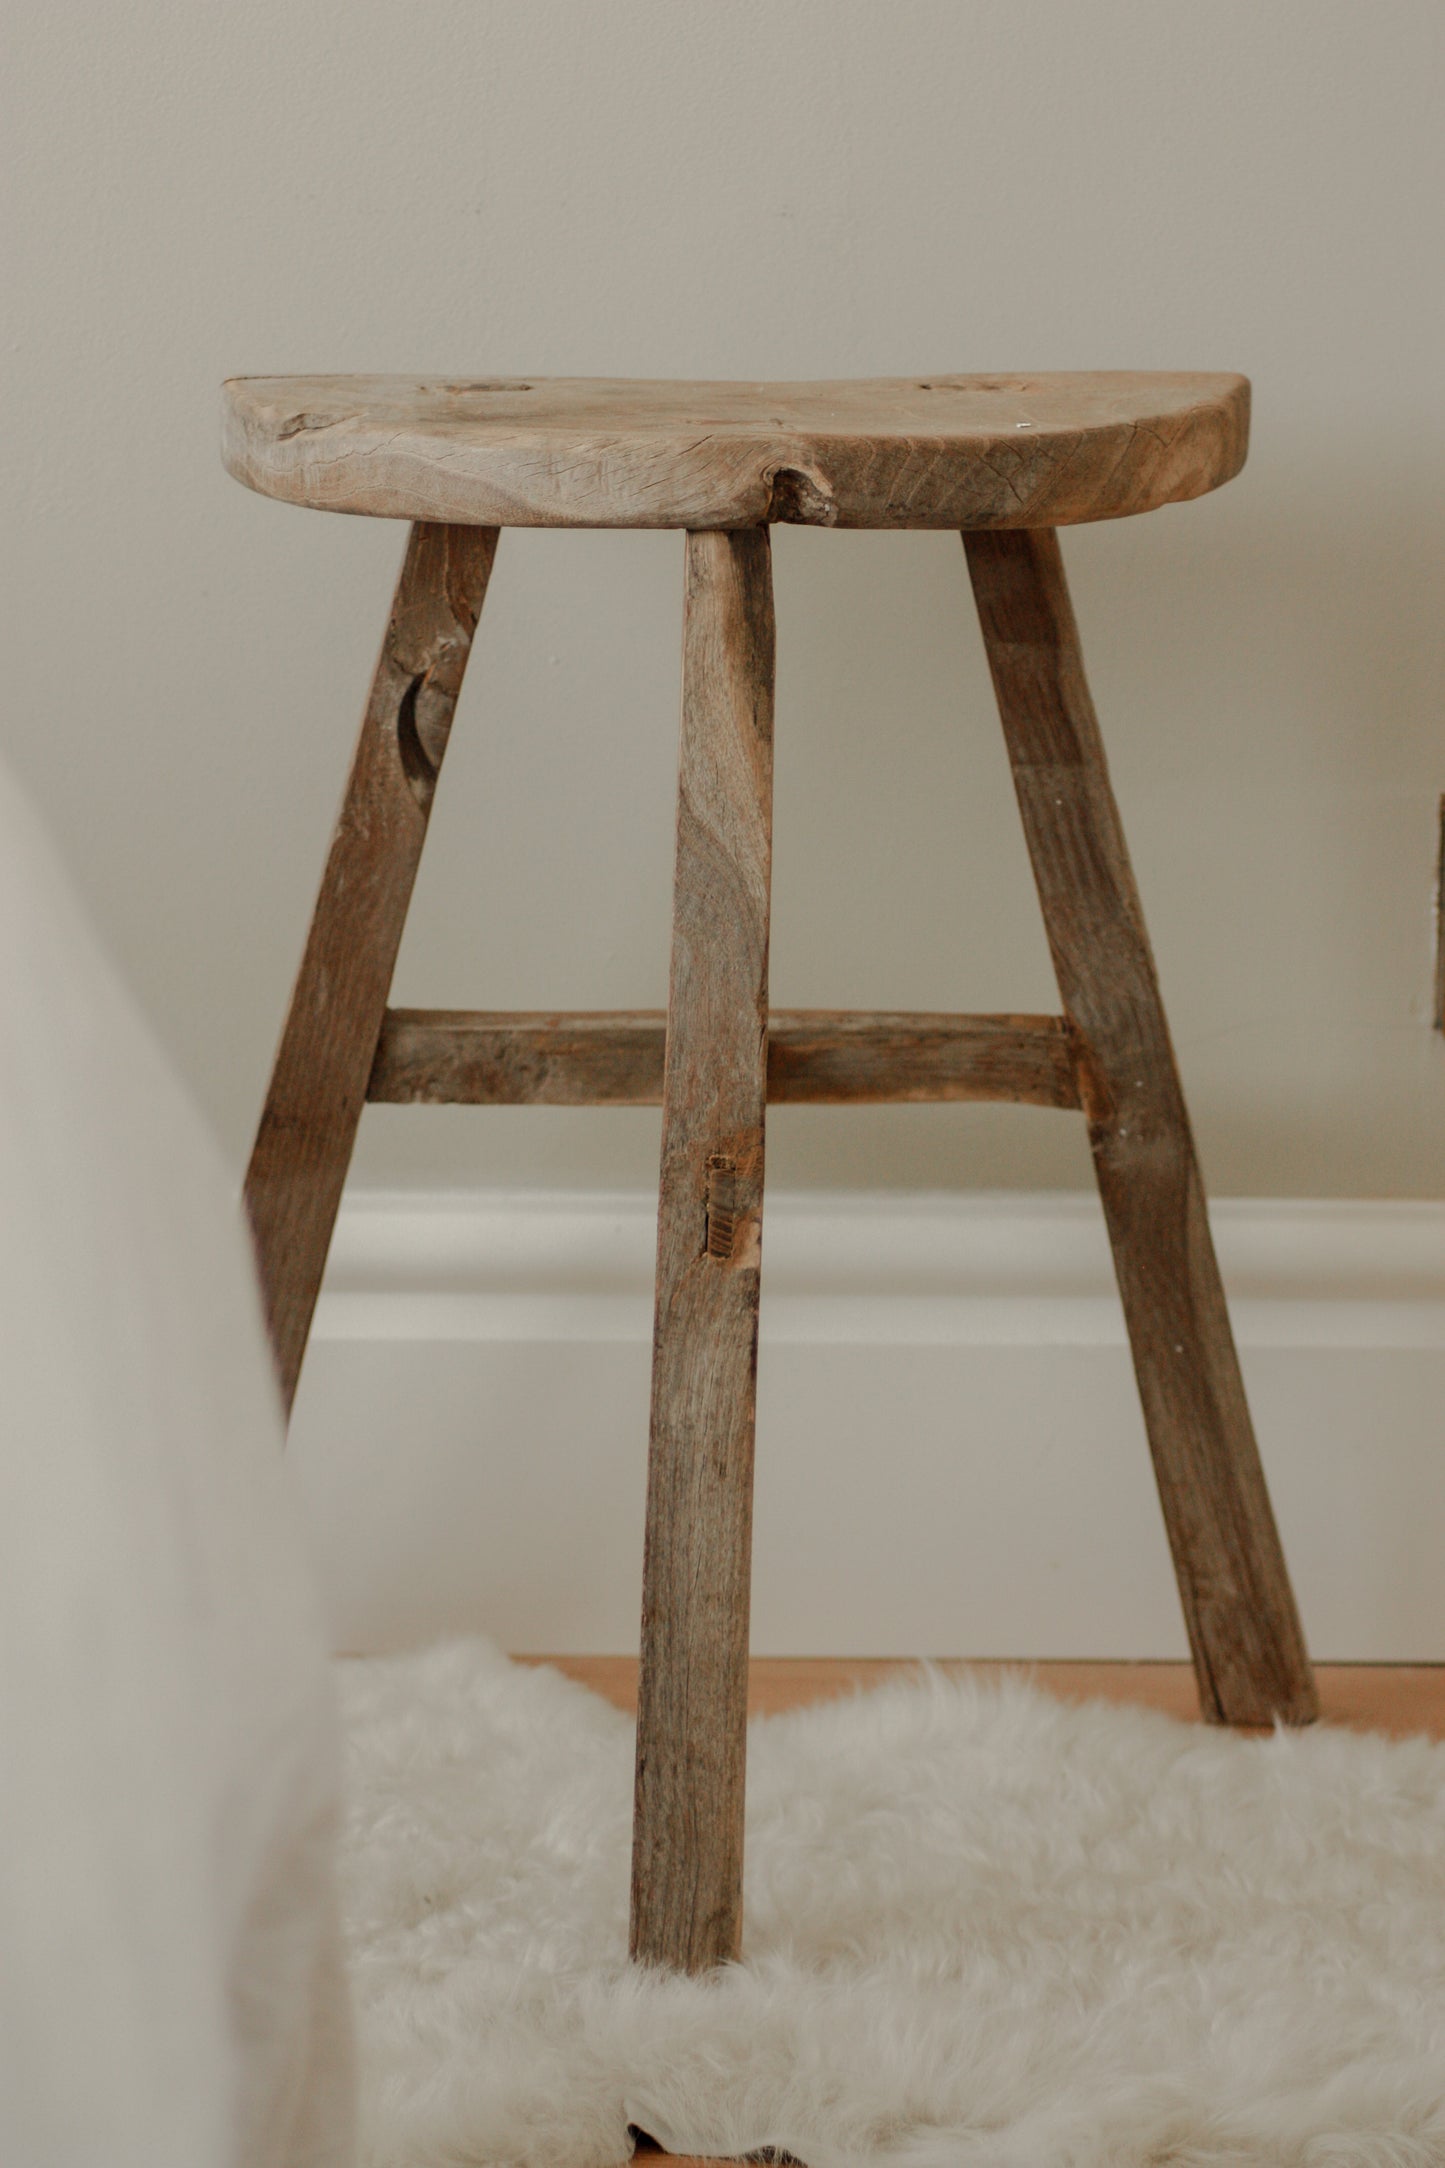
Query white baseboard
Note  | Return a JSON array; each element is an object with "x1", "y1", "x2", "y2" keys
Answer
[{"x1": 290, "y1": 1190, "x2": 1445, "y2": 1662}]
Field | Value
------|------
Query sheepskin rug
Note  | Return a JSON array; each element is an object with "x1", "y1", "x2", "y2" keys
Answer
[{"x1": 338, "y1": 1641, "x2": 1445, "y2": 2168}]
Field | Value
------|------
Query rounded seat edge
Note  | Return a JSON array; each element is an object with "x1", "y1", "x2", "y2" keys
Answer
[{"x1": 221, "y1": 371, "x2": 1250, "y2": 531}]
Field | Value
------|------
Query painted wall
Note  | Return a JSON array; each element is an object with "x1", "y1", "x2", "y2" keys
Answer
[
  {"x1": 5, "y1": 0, "x2": 1442, "y2": 1199},
  {"x1": 294, "y1": 1191, "x2": 1445, "y2": 1659}
]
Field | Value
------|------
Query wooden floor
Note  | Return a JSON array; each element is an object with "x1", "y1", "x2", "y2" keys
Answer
[
  {"x1": 511, "y1": 1657, "x2": 1444, "y2": 2168},
  {"x1": 524, "y1": 1654, "x2": 1445, "y2": 1739}
]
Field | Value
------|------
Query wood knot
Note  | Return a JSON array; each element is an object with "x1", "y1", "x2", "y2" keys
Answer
[
  {"x1": 764, "y1": 464, "x2": 838, "y2": 526},
  {"x1": 275, "y1": 410, "x2": 341, "y2": 438}
]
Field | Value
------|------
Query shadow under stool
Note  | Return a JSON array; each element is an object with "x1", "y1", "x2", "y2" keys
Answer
[{"x1": 223, "y1": 370, "x2": 1317, "y2": 1978}]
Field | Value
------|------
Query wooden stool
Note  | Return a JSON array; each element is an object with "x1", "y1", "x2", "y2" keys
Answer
[{"x1": 224, "y1": 371, "x2": 1317, "y2": 1975}]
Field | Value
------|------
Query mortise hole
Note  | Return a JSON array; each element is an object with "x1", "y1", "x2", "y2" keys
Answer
[
  {"x1": 705, "y1": 1154, "x2": 740, "y2": 1260},
  {"x1": 707, "y1": 1208, "x2": 738, "y2": 1260}
]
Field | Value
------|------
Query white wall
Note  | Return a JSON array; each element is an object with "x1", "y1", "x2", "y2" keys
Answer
[
  {"x1": 5, "y1": 0, "x2": 1444, "y2": 1201},
  {"x1": 293, "y1": 1190, "x2": 1445, "y2": 1660}
]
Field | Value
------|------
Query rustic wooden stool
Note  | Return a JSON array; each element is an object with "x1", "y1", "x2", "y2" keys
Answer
[{"x1": 224, "y1": 371, "x2": 1317, "y2": 1976}]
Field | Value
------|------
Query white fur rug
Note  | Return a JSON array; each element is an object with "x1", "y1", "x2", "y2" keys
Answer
[{"x1": 338, "y1": 1641, "x2": 1445, "y2": 2168}]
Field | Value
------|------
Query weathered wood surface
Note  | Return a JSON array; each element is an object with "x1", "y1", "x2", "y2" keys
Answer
[
  {"x1": 244, "y1": 522, "x2": 497, "y2": 1414},
  {"x1": 631, "y1": 529, "x2": 775, "y2": 1973},
  {"x1": 1434, "y1": 793, "x2": 1445, "y2": 1032},
  {"x1": 223, "y1": 372, "x2": 1249, "y2": 532},
  {"x1": 367, "y1": 1006, "x2": 1081, "y2": 1108},
  {"x1": 964, "y1": 526, "x2": 1316, "y2": 1728}
]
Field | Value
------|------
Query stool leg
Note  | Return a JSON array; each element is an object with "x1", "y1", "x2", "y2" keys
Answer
[
  {"x1": 244, "y1": 522, "x2": 497, "y2": 1415},
  {"x1": 631, "y1": 528, "x2": 775, "y2": 1970},
  {"x1": 964, "y1": 528, "x2": 1316, "y2": 1727}
]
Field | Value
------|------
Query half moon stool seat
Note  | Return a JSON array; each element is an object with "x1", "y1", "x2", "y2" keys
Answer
[{"x1": 224, "y1": 371, "x2": 1318, "y2": 1974}]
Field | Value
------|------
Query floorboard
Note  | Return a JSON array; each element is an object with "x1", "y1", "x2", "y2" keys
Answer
[{"x1": 521, "y1": 1655, "x2": 1445, "y2": 1738}]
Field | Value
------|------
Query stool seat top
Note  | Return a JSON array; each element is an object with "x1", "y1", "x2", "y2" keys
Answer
[{"x1": 222, "y1": 372, "x2": 1249, "y2": 532}]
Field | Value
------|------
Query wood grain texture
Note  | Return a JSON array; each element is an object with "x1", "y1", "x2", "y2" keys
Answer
[
  {"x1": 222, "y1": 372, "x2": 1249, "y2": 532},
  {"x1": 631, "y1": 530, "x2": 775, "y2": 1974},
  {"x1": 964, "y1": 527, "x2": 1317, "y2": 1730},
  {"x1": 244, "y1": 522, "x2": 496, "y2": 1413},
  {"x1": 367, "y1": 1007, "x2": 1081, "y2": 1108},
  {"x1": 1433, "y1": 793, "x2": 1445, "y2": 1032}
]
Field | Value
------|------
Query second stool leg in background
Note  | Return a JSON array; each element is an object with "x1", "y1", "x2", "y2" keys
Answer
[
  {"x1": 244, "y1": 522, "x2": 497, "y2": 1414},
  {"x1": 964, "y1": 526, "x2": 1316, "y2": 1729}
]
